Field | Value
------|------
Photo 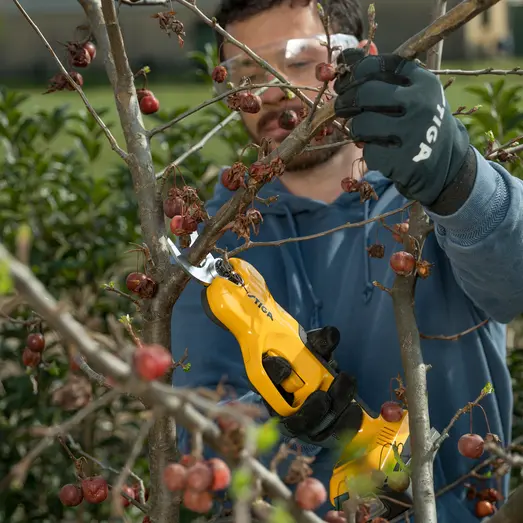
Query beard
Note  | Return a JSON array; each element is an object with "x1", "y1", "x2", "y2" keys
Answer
[{"x1": 244, "y1": 110, "x2": 348, "y2": 172}]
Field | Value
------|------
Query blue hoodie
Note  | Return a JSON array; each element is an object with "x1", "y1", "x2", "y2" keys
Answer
[{"x1": 171, "y1": 146, "x2": 520, "y2": 522}]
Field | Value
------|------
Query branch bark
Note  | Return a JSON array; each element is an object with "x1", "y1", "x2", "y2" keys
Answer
[{"x1": 487, "y1": 484, "x2": 523, "y2": 523}]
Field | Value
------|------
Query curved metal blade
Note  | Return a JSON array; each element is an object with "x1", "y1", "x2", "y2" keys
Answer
[{"x1": 166, "y1": 237, "x2": 217, "y2": 285}]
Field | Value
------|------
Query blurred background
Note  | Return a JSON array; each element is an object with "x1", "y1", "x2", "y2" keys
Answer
[{"x1": 1, "y1": 1, "x2": 523, "y2": 521}]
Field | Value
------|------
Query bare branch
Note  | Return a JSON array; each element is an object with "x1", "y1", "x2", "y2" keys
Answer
[
  {"x1": 420, "y1": 319, "x2": 489, "y2": 341},
  {"x1": 431, "y1": 67, "x2": 523, "y2": 76},
  {"x1": 13, "y1": 0, "x2": 127, "y2": 160},
  {"x1": 228, "y1": 202, "x2": 414, "y2": 256}
]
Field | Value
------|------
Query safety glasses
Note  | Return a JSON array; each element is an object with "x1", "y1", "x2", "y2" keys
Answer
[{"x1": 213, "y1": 33, "x2": 360, "y2": 95}]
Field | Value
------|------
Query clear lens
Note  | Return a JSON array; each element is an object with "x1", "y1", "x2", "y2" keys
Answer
[{"x1": 213, "y1": 33, "x2": 359, "y2": 95}]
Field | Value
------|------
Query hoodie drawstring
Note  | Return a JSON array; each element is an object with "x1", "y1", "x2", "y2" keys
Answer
[
  {"x1": 267, "y1": 205, "x2": 323, "y2": 330},
  {"x1": 362, "y1": 199, "x2": 375, "y2": 304}
]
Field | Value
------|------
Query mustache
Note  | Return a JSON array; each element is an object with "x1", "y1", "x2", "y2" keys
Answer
[{"x1": 256, "y1": 103, "x2": 304, "y2": 135}]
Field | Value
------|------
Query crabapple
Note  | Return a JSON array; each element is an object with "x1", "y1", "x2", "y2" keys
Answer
[
  {"x1": 140, "y1": 95, "x2": 160, "y2": 115},
  {"x1": 59, "y1": 484, "x2": 83, "y2": 506},
  {"x1": 208, "y1": 458, "x2": 231, "y2": 491},
  {"x1": 380, "y1": 401, "x2": 404, "y2": 422},
  {"x1": 163, "y1": 463, "x2": 188, "y2": 491},
  {"x1": 134, "y1": 343, "x2": 172, "y2": 381},
  {"x1": 22, "y1": 347, "x2": 41, "y2": 367},
  {"x1": 183, "y1": 489, "x2": 213, "y2": 513},
  {"x1": 186, "y1": 462, "x2": 213, "y2": 492},
  {"x1": 458, "y1": 433, "x2": 485, "y2": 459},
  {"x1": 120, "y1": 485, "x2": 135, "y2": 507},
  {"x1": 81, "y1": 476, "x2": 108, "y2": 504},
  {"x1": 83, "y1": 41, "x2": 97, "y2": 60},
  {"x1": 211, "y1": 65, "x2": 227, "y2": 83},
  {"x1": 389, "y1": 251, "x2": 416, "y2": 276},
  {"x1": 295, "y1": 477, "x2": 327, "y2": 510},
  {"x1": 27, "y1": 333, "x2": 45, "y2": 352},
  {"x1": 126, "y1": 272, "x2": 148, "y2": 293},
  {"x1": 475, "y1": 500, "x2": 495, "y2": 517},
  {"x1": 315, "y1": 62, "x2": 336, "y2": 82}
]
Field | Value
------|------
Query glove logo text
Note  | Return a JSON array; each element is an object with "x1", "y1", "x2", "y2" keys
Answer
[
  {"x1": 412, "y1": 84, "x2": 446, "y2": 163},
  {"x1": 247, "y1": 293, "x2": 274, "y2": 320}
]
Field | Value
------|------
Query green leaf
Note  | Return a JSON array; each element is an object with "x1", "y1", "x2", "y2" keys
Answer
[
  {"x1": 269, "y1": 502, "x2": 294, "y2": 523},
  {"x1": 252, "y1": 418, "x2": 280, "y2": 454},
  {"x1": 230, "y1": 468, "x2": 252, "y2": 499},
  {"x1": 482, "y1": 382, "x2": 494, "y2": 395}
]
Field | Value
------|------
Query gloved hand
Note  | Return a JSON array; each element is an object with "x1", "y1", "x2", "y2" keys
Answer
[
  {"x1": 333, "y1": 49, "x2": 471, "y2": 207},
  {"x1": 261, "y1": 326, "x2": 363, "y2": 449}
]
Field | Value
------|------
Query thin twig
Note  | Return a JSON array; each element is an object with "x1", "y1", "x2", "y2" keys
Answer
[
  {"x1": 420, "y1": 318, "x2": 489, "y2": 341},
  {"x1": 228, "y1": 202, "x2": 414, "y2": 256},
  {"x1": 430, "y1": 67, "x2": 523, "y2": 76},
  {"x1": 102, "y1": 284, "x2": 140, "y2": 305},
  {"x1": 12, "y1": 0, "x2": 127, "y2": 160}
]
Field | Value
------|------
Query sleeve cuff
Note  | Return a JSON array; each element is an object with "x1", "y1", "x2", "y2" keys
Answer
[{"x1": 424, "y1": 147, "x2": 510, "y2": 247}]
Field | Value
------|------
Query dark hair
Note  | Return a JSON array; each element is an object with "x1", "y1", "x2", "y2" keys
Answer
[{"x1": 214, "y1": 0, "x2": 364, "y2": 62}]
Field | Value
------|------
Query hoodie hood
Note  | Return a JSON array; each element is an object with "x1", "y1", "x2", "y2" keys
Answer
[{"x1": 206, "y1": 167, "x2": 395, "y2": 322}]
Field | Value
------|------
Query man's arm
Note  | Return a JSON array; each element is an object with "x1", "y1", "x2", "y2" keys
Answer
[{"x1": 425, "y1": 146, "x2": 523, "y2": 324}]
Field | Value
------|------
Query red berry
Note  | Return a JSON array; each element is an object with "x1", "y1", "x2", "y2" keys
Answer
[
  {"x1": 475, "y1": 500, "x2": 495, "y2": 517},
  {"x1": 180, "y1": 454, "x2": 198, "y2": 468},
  {"x1": 83, "y1": 41, "x2": 97, "y2": 60},
  {"x1": 22, "y1": 347, "x2": 41, "y2": 367},
  {"x1": 278, "y1": 110, "x2": 299, "y2": 131},
  {"x1": 183, "y1": 489, "x2": 213, "y2": 513},
  {"x1": 387, "y1": 470, "x2": 410, "y2": 492},
  {"x1": 186, "y1": 462, "x2": 213, "y2": 492},
  {"x1": 163, "y1": 463, "x2": 188, "y2": 491},
  {"x1": 134, "y1": 343, "x2": 172, "y2": 381},
  {"x1": 358, "y1": 39, "x2": 379, "y2": 55},
  {"x1": 120, "y1": 485, "x2": 135, "y2": 507},
  {"x1": 81, "y1": 476, "x2": 108, "y2": 504},
  {"x1": 143, "y1": 518, "x2": 151, "y2": 523},
  {"x1": 208, "y1": 458, "x2": 231, "y2": 491},
  {"x1": 27, "y1": 333, "x2": 45, "y2": 352},
  {"x1": 392, "y1": 221, "x2": 409, "y2": 243},
  {"x1": 163, "y1": 196, "x2": 184, "y2": 218},
  {"x1": 140, "y1": 95, "x2": 160, "y2": 115},
  {"x1": 211, "y1": 65, "x2": 228, "y2": 83},
  {"x1": 380, "y1": 401, "x2": 404, "y2": 423},
  {"x1": 295, "y1": 477, "x2": 327, "y2": 510},
  {"x1": 137, "y1": 88, "x2": 153, "y2": 102},
  {"x1": 126, "y1": 272, "x2": 148, "y2": 293},
  {"x1": 170, "y1": 215, "x2": 185, "y2": 235},
  {"x1": 239, "y1": 92, "x2": 262, "y2": 114},
  {"x1": 458, "y1": 433, "x2": 485, "y2": 459},
  {"x1": 389, "y1": 251, "x2": 416, "y2": 276},
  {"x1": 315, "y1": 62, "x2": 336, "y2": 82},
  {"x1": 59, "y1": 484, "x2": 83, "y2": 506}
]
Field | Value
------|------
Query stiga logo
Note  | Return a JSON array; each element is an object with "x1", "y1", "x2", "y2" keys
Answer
[
  {"x1": 412, "y1": 83, "x2": 446, "y2": 163},
  {"x1": 247, "y1": 294, "x2": 274, "y2": 320}
]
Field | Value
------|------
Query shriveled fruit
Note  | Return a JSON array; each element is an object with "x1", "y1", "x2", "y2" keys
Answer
[
  {"x1": 183, "y1": 489, "x2": 213, "y2": 513},
  {"x1": 315, "y1": 62, "x2": 336, "y2": 82},
  {"x1": 478, "y1": 487, "x2": 504, "y2": 502},
  {"x1": 458, "y1": 433, "x2": 484, "y2": 459},
  {"x1": 163, "y1": 196, "x2": 184, "y2": 218},
  {"x1": 23, "y1": 347, "x2": 41, "y2": 367},
  {"x1": 324, "y1": 510, "x2": 346, "y2": 523},
  {"x1": 67, "y1": 72, "x2": 84, "y2": 89},
  {"x1": 475, "y1": 500, "x2": 495, "y2": 517},
  {"x1": 239, "y1": 92, "x2": 262, "y2": 114},
  {"x1": 59, "y1": 484, "x2": 83, "y2": 506},
  {"x1": 211, "y1": 65, "x2": 227, "y2": 83},
  {"x1": 70, "y1": 45, "x2": 91, "y2": 68},
  {"x1": 134, "y1": 343, "x2": 172, "y2": 381},
  {"x1": 180, "y1": 454, "x2": 198, "y2": 468},
  {"x1": 380, "y1": 401, "x2": 404, "y2": 423},
  {"x1": 163, "y1": 463, "x2": 188, "y2": 491},
  {"x1": 170, "y1": 215, "x2": 198, "y2": 236},
  {"x1": 387, "y1": 470, "x2": 410, "y2": 493},
  {"x1": 140, "y1": 95, "x2": 160, "y2": 115},
  {"x1": 120, "y1": 485, "x2": 135, "y2": 507},
  {"x1": 186, "y1": 462, "x2": 213, "y2": 492},
  {"x1": 278, "y1": 109, "x2": 299, "y2": 130},
  {"x1": 392, "y1": 221, "x2": 409, "y2": 243},
  {"x1": 27, "y1": 333, "x2": 45, "y2": 352},
  {"x1": 295, "y1": 477, "x2": 327, "y2": 510},
  {"x1": 221, "y1": 168, "x2": 241, "y2": 191},
  {"x1": 358, "y1": 39, "x2": 378, "y2": 55},
  {"x1": 81, "y1": 475, "x2": 108, "y2": 504},
  {"x1": 208, "y1": 458, "x2": 231, "y2": 491},
  {"x1": 126, "y1": 272, "x2": 148, "y2": 293},
  {"x1": 83, "y1": 41, "x2": 97, "y2": 60},
  {"x1": 389, "y1": 251, "x2": 416, "y2": 276},
  {"x1": 341, "y1": 177, "x2": 360, "y2": 193}
]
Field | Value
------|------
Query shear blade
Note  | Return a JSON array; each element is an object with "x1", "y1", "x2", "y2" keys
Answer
[{"x1": 166, "y1": 237, "x2": 217, "y2": 285}]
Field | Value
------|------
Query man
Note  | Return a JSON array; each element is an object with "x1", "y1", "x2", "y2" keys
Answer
[{"x1": 171, "y1": 0, "x2": 521, "y2": 520}]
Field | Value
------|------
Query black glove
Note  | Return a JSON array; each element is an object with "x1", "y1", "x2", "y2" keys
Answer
[
  {"x1": 261, "y1": 326, "x2": 363, "y2": 449},
  {"x1": 333, "y1": 49, "x2": 471, "y2": 207}
]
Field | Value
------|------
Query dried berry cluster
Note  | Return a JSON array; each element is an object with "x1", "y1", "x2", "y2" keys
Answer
[
  {"x1": 44, "y1": 40, "x2": 96, "y2": 94},
  {"x1": 163, "y1": 456, "x2": 231, "y2": 514},
  {"x1": 22, "y1": 332, "x2": 45, "y2": 368},
  {"x1": 466, "y1": 484, "x2": 504, "y2": 517},
  {"x1": 164, "y1": 185, "x2": 207, "y2": 237},
  {"x1": 152, "y1": 11, "x2": 186, "y2": 46}
]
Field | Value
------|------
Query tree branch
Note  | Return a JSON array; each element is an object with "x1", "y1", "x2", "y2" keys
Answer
[
  {"x1": 13, "y1": 0, "x2": 127, "y2": 160},
  {"x1": 487, "y1": 484, "x2": 523, "y2": 523}
]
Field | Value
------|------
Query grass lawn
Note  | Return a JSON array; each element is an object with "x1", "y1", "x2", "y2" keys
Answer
[{"x1": 14, "y1": 58, "x2": 523, "y2": 174}]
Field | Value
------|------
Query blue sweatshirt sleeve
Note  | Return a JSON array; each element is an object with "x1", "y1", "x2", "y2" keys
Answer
[{"x1": 424, "y1": 147, "x2": 523, "y2": 323}]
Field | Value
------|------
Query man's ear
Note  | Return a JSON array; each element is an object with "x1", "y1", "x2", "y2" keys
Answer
[{"x1": 357, "y1": 39, "x2": 378, "y2": 55}]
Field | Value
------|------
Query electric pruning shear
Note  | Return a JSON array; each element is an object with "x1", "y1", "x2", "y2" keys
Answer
[{"x1": 168, "y1": 231, "x2": 439, "y2": 518}]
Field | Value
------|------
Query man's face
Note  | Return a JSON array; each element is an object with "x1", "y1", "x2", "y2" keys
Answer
[{"x1": 222, "y1": 2, "x2": 350, "y2": 171}]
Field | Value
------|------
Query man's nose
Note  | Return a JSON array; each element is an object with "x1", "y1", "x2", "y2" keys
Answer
[{"x1": 260, "y1": 74, "x2": 287, "y2": 106}]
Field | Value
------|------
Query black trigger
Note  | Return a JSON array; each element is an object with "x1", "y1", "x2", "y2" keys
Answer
[{"x1": 200, "y1": 288, "x2": 230, "y2": 332}]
